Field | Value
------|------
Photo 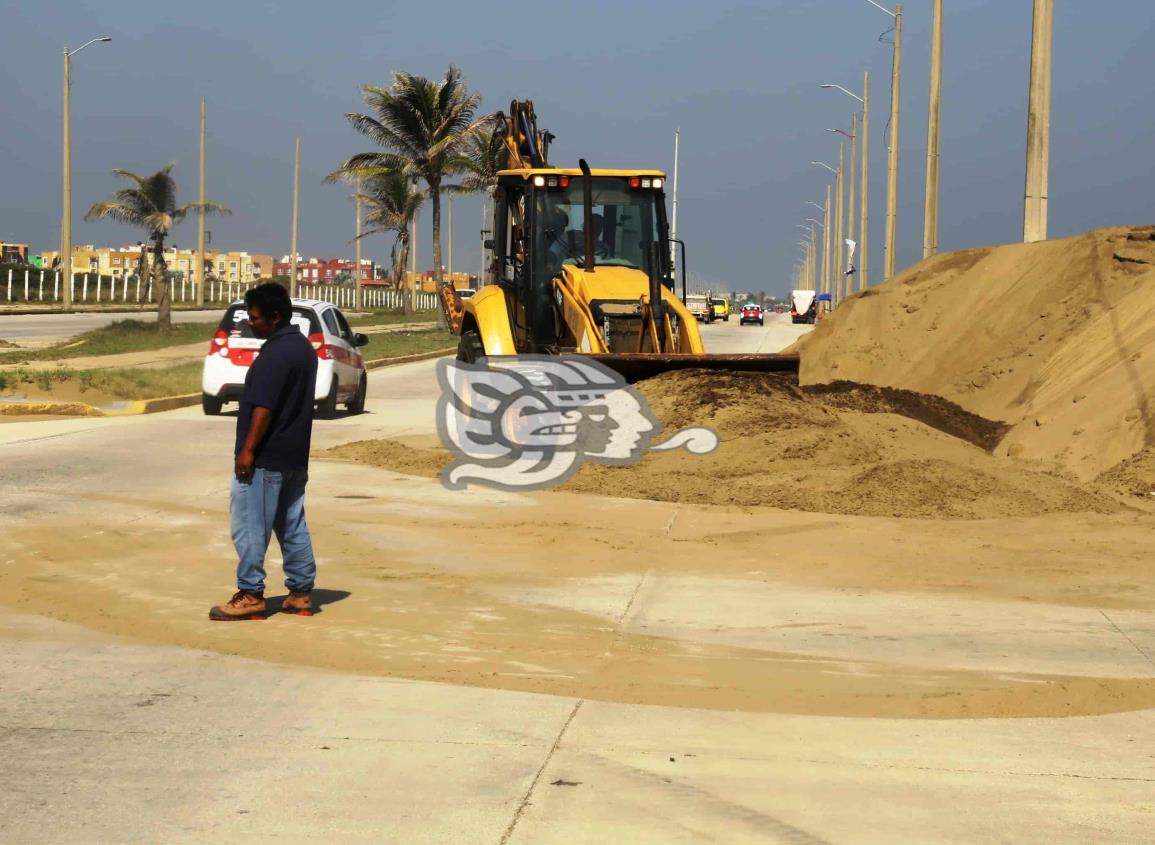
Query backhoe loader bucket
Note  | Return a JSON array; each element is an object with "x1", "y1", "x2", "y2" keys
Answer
[{"x1": 585, "y1": 352, "x2": 801, "y2": 384}]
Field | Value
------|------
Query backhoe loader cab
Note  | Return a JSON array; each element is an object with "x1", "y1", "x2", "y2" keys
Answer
[{"x1": 482, "y1": 167, "x2": 679, "y2": 353}]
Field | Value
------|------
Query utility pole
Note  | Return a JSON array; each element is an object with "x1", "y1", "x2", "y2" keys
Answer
[
  {"x1": 448, "y1": 196, "x2": 454, "y2": 282},
  {"x1": 821, "y1": 185, "x2": 832, "y2": 304},
  {"x1": 411, "y1": 210, "x2": 418, "y2": 310},
  {"x1": 861, "y1": 70, "x2": 870, "y2": 290},
  {"x1": 1023, "y1": 0, "x2": 1054, "y2": 243},
  {"x1": 847, "y1": 112, "x2": 858, "y2": 293},
  {"x1": 923, "y1": 0, "x2": 943, "y2": 258},
  {"x1": 884, "y1": 4, "x2": 903, "y2": 280},
  {"x1": 834, "y1": 142, "x2": 845, "y2": 305},
  {"x1": 290, "y1": 138, "x2": 300, "y2": 297},
  {"x1": 197, "y1": 96, "x2": 206, "y2": 307},
  {"x1": 354, "y1": 176, "x2": 363, "y2": 310},
  {"x1": 61, "y1": 48, "x2": 72, "y2": 311}
]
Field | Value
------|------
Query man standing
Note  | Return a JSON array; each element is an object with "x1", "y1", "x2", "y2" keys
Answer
[{"x1": 210, "y1": 283, "x2": 319, "y2": 620}]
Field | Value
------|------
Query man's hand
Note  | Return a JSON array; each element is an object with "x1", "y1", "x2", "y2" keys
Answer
[{"x1": 235, "y1": 447, "x2": 256, "y2": 483}]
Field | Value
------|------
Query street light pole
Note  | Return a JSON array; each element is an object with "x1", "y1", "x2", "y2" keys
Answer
[
  {"x1": 834, "y1": 142, "x2": 845, "y2": 305},
  {"x1": 861, "y1": 71, "x2": 870, "y2": 290},
  {"x1": 847, "y1": 114, "x2": 858, "y2": 290},
  {"x1": 197, "y1": 96, "x2": 206, "y2": 307},
  {"x1": 60, "y1": 36, "x2": 110, "y2": 312},
  {"x1": 290, "y1": 138, "x2": 300, "y2": 297},
  {"x1": 354, "y1": 176, "x2": 363, "y2": 309},
  {"x1": 822, "y1": 184, "x2": 832, "y2": 303},
  {"x1": 885, "y1": 4, "x2": 903, "y2": 279},
  {"x1": 923, "y1": 0, "x2": 943, "y2": 258},
  {"x1": 1023, "y1": 0, "x2": 1054, "y2": 243}
]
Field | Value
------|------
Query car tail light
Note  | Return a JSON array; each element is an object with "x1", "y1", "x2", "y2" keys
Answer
[
  {"x1": 309, "y1": 332, "x2": 324, "y2": 352},
  {"x1": 209, "y1": 329, "x2": 228, "y2": 356}
]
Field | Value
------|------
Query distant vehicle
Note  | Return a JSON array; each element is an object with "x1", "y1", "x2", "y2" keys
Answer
[
  {"x1": 201, "y1": 298, "x2": 370, "y2": 418},
  {"x1": 685, "y1": 293, "x2": 715, "y2": 323},
  {"x1": 790, "y1": 289, "x2": 817, "y2": 325},
  {"x1": 710, "y1": 298, "x2": 730, "y2": 322},
  {"x1": 456, "y1": 289, "x2": 476, "y2": 300},
  {"x1": 740, "y1": 304, "x2": 764, "y2": 326}
]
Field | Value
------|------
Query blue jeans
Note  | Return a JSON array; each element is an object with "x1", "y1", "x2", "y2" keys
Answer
[{"x1": 231, "y1": 467, "x2": 316, "y2": 595}]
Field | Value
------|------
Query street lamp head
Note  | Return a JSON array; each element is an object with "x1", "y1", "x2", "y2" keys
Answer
[{"x1": 97, "y1": 36, "x2": 112, "y2": 42}]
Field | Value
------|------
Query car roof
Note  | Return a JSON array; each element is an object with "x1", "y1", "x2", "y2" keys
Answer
[{"x1": 226, "y1": 298, "x2": 334, "y2": 309}]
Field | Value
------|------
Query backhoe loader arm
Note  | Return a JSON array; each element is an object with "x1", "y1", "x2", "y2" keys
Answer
[{"x1": 497, "y1": 100, "x2": 553, "y2": 169}]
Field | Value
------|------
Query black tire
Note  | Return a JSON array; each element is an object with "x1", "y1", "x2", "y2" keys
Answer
[
  {"x1": 346, "y1": 373, "x2": 367, "y2": 415},
  {"x1": 457, "y1": 328, "x2": 485, "y2": 364},
  {"x1": 724, "y1": 316, "x2": 729, "y2": 322},
  {"x1": 202, "y1": 394, "x2": 223, "y2": 416},
  {"x1": 317, "y1": 376, "x2": 339, "y2": 419}
]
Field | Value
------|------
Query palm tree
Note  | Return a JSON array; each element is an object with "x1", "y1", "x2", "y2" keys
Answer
[
  {"x1": 329, "y1": 66, "x2": 488, "y2": 319},
  {"x1": 85, "y1": 163, "x2": 228, "y2": 329},
  {"x1": 449, "y1": 121, "x2": 507, "y2": 195},
  {"x1": 357, "y1": 171, "x2": 424, "y2": 314}
]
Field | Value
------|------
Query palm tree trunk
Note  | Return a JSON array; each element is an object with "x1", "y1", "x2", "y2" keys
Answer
[
  {"x1": 397, "y1": 235, "x2": 412, "y2": 316},
  {"x1": 153, "y1": 237, "x2": 172, "y2": 330},
  {"x1": 430, "y1": 183, "x2": 447, "y2": 329}
]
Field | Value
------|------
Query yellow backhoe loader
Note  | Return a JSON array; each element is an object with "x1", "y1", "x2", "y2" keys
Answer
[{"x1": 442, "y1": 101, "x2": 799, "y2": 382}]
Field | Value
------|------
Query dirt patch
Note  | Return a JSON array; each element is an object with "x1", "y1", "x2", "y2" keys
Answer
[
  {"x1": 326, "y1": 437, "x2": 445, "y2": 477},
  {"x1": 804, "y1": 381, "x2": 1011, "y2": 451},
  {"x1": 326, "y1": 369, "x2": 1117, "y2": 519}
]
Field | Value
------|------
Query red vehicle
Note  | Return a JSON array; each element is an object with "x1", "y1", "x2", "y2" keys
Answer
[{"x1": 740, "y1": 304, "x2": 764, "y2": 326}]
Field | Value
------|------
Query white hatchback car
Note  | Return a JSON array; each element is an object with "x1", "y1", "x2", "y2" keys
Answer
[{"x1": 201, "y1": 298, "x2": 369, "y2": 417}]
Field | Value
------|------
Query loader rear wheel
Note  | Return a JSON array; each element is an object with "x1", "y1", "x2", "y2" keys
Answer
[{"x1": 457, "y1": 328, "x2": 485, "y2": 364}]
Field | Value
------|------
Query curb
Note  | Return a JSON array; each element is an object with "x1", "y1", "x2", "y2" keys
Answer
[
  {"x1": 364, "y1": 347, "x2": 455, "y2": 371},
  {"x1": 0, "y1": 348, "x2": 456, "y2": 418}
]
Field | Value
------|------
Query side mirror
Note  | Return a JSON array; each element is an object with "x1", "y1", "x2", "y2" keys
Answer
[
  {"x1": 353, "y1": 333, "x2": 369, "y2": 347},
  {"x1": 483, "y1": 238, "x2": 495, "y2": 250}
]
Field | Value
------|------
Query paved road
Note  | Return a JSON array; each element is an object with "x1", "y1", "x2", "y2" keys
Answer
[
  {"x1": 1, "y1": 322, "x2": 1151, "y2": 843},
  {"x1": 698, "y1": 310, "x2": 809, "y2": 354},
  {"x1": 0, "y1": 308, "x2": 222, "y2": 346}
]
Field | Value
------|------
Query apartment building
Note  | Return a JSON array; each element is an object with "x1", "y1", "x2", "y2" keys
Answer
[
  {"x1": 38, "y1": 246, "x2": 271, "y2": 283},
  {"x1": 273, "y1": 257, "x2": 378, "y2": 284}
]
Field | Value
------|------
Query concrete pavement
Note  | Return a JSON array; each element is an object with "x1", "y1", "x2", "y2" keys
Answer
[
  {"x1": 2, "y1": 319, "x2": 1153, "y2": 843},
  {"x1": 0, "y1": 309, "x2": 221, "y2": 347}
]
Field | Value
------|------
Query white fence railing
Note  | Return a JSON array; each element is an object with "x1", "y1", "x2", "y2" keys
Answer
[{"x1": 1, "y1": 269, "x2": 436, "y2": 311}]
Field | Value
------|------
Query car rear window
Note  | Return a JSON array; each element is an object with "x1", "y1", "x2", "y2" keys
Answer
[{"x1": 219, "y1": 304, "x2": 319, "y2": 338}]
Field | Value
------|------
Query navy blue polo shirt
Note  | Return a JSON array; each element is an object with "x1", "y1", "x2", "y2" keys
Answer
[{"x1": 235, "y1": 321, "x2": 318, "y2": 470}]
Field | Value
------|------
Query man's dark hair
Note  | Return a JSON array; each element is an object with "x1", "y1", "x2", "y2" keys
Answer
[{"x1": 245, "y1": 282, "x2": 292, "y2": 323}]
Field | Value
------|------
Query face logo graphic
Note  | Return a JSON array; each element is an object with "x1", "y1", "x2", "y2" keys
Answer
[{"x1": 436, "y1": 355, "x2": 719, "y2": 491}]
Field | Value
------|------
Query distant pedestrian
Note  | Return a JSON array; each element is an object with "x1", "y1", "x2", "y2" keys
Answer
[{"x1": 210, "y1": 282, "x2": 319, "y2": 620}]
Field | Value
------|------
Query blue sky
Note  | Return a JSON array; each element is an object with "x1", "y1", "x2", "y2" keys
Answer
[{"x1": 3, "y1": 0, "x2": 1154, "y2": 296}]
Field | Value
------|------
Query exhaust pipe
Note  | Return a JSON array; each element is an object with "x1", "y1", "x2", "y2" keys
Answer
[{"x1": 579, "y1": 159, "x2": 595, "y2": 273}]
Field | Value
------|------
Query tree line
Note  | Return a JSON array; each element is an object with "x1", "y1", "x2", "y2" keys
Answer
[{"x1": 85, "y1": 65, "x2": 505, "y2": 329}]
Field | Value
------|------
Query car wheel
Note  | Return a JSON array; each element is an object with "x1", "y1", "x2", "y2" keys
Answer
[
  {"x1": 346, "y1": 373, "x2": 367, "y2": 415},
  {"x1": 457, "y1": 328, "x2": 485, "y2": 364},
  {"x1": 316, "y1": 376, "x2": 339, "y2": 419},
  {"x1": 723, "y1": 316, "x2": 729, "y2": 322},
  {"x1": 202, "y1": 394, "x2": 223, "y2": 416}
]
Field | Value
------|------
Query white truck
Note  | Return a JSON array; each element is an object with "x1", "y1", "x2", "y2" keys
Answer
[
  {"x1": 790, "y1": 289, "x2": 817, "y2": 325},
  {"x1": 685, "y1": 292, "x2": 715, "y2": 323}
]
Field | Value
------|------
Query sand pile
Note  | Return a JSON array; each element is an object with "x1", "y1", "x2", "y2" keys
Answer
[
  {"x1": 793, "y1": 226, "x2": 1155, "y2": 481},
  {"x1": 328, "y1": 369, "x2": 1116, "y2": 519}
]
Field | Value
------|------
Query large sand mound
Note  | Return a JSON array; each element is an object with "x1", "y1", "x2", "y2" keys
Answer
[
  {"x1": 327, "y1": 370, "x2": 1116, "y2": 519},
  {"x1": 793, "y1": 226, "x2": 1155, "y2": 481}
]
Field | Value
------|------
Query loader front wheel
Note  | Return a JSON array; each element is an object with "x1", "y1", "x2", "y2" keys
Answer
[{"x1": 457, "y1": 328, "x2": 485, "y2": 364}]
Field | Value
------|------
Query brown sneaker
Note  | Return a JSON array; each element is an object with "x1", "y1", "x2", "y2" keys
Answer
[
  {"x1": 282, "y1": 591, "x2": 314, "y2": 617},
  {"x1": 209, "y1": 591, "x2": 267, "y2": 621}
]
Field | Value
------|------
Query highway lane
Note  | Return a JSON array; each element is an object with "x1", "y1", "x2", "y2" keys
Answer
[{"x1": 0, "y1": 308, "x2": 222, "y2": 346}]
